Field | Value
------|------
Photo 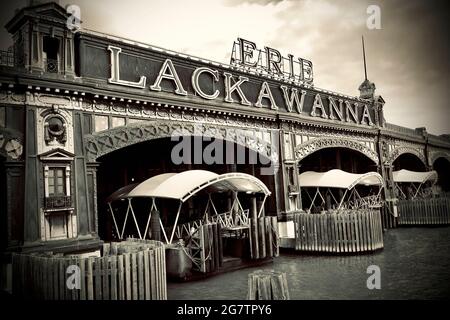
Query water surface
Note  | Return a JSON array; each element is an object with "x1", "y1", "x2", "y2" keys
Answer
[{"x1": 167, "y1": 227, "x2": 450, "y2": 299}]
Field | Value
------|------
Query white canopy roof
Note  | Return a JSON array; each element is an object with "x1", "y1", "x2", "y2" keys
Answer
[
  {"x1": 107, "y1": 170, "x2": 271, "y2": 203},
  {"x1": 299, "y1": 169, "x2": 384, "y2": 190},
  {"x1": 392, "y1": 169, "x2": 438, "y2": 184}
]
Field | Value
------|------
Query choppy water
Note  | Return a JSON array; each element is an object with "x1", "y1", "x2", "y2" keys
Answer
[{"x1": 168, "y1": 227, "x2": 450, "y2": 299}]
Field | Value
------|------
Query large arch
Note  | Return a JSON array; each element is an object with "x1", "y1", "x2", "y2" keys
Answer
[
  {"x1": 294, "y1": 137, "x2": 379, "y2": 165},
  {"x1": 433, "y1": 157, "x2": 450, "y2": 192},
  {"x1": 298, "y1": 147, "x2": 378, "y2": 174},
  {"x1": 95, "y1": 135, "x2": 276, "y2": 241},
  {"x1": 84, "y1": 120, "x2": 277, "y2": 163},
  {"x1": 388, "y1": 147, "x2": 426, "y2": 167},
  {"x1": 297, "y1": 147, "x2": 379, "y2": 211},
  {"x1": 392, "y1": 153, "x2": 426, "y2": 172},
  {"x1": 429, "y1": 151, "x2": 450, "y2": 165}
]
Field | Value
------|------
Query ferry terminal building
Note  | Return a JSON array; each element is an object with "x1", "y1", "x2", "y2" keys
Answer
[{"x1": 1, "y1": 2, "x2": 450, "y2": 281}]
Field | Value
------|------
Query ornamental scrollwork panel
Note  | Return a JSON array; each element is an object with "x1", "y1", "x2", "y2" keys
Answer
[
  {"x1": 84, "y1": 120, "x2": 274, "y2": 162},
  {"x1": 294, "y1": 137, "x2": 379, "y2": 164},
  {"x1": 0, "y1": 127, "x2": 24, "y2": 160},
  {"x1": 387, "y1": 146, "x2": 426, "y2": 165}
]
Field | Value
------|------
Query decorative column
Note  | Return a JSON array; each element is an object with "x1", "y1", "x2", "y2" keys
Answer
[
  {"x1": 30, "y1": 22, "x2": 43, "y2": 73},
  {"x1": 377, "y1": 138, "x2": 398, "y2": 218},
  {"x1": 86, "y1": 162, "x2": 100, "y2": 235},
  {"x1": 63, "y1": 30, "x2": 75, "y2": 77},
  {"x1": 4, "y1": 161, "x2": 25, "y2": 249}
]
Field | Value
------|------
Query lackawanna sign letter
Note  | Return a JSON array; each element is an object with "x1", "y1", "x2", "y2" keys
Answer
[{"x1": 96, "y1": 38, "x2": 375, "y2": 126}]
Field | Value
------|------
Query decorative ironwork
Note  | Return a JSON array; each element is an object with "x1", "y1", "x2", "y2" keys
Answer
[
  {"x1": 387, "y1": 147, "x2": 426, "y2": 166},
  {"x1": 230, "y1": 38, "x2": 314, "y2": 86},
  {"x1": 295, "y1": 137, "x2": 379, "y2": 164},
  {"x1": 45, "y1": 58, "x2": 58, "y2": 73},
  {"x1": 84, "y1": 121, "x2": 274, "y2": 162},
  {"x1": 44, "y1": 195, "x2": 72, "y2": 209},
  {"x1": 0, "y1": 48, "x2": 14, "y2": 67}
]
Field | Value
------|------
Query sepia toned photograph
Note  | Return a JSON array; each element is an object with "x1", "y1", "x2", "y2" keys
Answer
[{"x1": 0, "y1": 0, "x2": 449, "y2": 310}]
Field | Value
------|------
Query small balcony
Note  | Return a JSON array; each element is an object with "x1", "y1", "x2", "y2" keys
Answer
[{"x1": 44, "y1": 195, "x2": 72, "y2": 210}]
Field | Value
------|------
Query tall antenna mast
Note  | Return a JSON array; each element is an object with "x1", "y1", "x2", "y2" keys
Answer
[{"x1": 362, "y1": 35, "x2": 368, "y2": 81}]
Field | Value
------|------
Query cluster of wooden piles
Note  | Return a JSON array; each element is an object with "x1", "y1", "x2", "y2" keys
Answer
[
  {"x1": 196, "y1": 222, "x2": 224, "y2": 273},
  {"x1": 249, "y1": 216, "x2": 279, "y2": 259},
  {"x1": 247, "y1": 270, "x2": 289, "y2": 300}
]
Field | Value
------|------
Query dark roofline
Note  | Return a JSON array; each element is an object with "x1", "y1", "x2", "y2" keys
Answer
[{"x1": 5, "y1": 1, "x2": 69, "y2": 33}]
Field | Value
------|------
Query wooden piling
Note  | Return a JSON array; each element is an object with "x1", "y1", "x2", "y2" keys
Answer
[{"x1": 247, "y1": 270, "x2": 289, "y2": 300}]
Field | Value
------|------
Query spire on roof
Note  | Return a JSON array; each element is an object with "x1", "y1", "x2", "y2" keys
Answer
[{"x1": 359, "y1": 35, "x2": 376, "y2": 99}]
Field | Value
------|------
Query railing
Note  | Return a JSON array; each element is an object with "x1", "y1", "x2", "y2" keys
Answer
[
  {"x1": 384, "y1": 123, "x2": 450, "y2": 145},
  {"x1": 428, "y1": 134, "x2": 450, "y2": 146},
  {"x1": 398, "y1": 197, "x2": 450, "y2": 225},
  {"x1": 343, "y1": 195, "x2": 382, "y2": 210},
  {"x1": 293, "y1": 209, "x2": 384, "y2": 253},
  {"x1": 210, "y1": 209, "x2": 250, "y2": 228},
  {"x1": 0, "y1": 49, "x2": 14, "y2": 67},
  {"x1": 44, "y1": 58, "x2": 59, "y2": 73},
  {"x1": 12, "y1": 239, "x2": 167, "y2": 300},
  {"x1": 45, "y1": 195, "x2": 72, "y2": 209},
  {"x1": 384, "y1": 122, "x2": 422, "y2": 138},
  {"x1": 173, "y1": 210, "x2": 250, "y2": 240}
]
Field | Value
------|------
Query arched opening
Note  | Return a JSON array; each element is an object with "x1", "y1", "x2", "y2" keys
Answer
[
  {"x1": 298, "y1": 147, "x2": 378, "y2": 211},
  {"x1": 392, "y1": 153, "x2": 426, "y2": 172},
  {"x1": 433, "y1": 157, "x2": 450, "y2": 192},
  {"x1": 299, "y1": 147, "x2": 377, "y2": 174},
  {"x1": 96, "y1": 136, "x2": 275, "y2": 242}
]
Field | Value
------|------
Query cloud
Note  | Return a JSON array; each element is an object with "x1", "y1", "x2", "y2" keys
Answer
[{"x1": 223, "y1": 0, "x2": 284, "y2": 6}]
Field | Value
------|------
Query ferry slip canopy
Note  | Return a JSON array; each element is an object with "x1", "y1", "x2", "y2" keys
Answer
[
  {"x1": 299, "y1": 169, "x2": 384, "y2": 190},
  {"x1": 106, "y1": 170, "x2": 271, "y2": 203},
  {"x1": 392, "y1": 169, "x2": 438, "y2": 184}
]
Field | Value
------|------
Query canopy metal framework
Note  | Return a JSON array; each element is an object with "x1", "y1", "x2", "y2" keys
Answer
[
  {"x1": 298, "y1": 169, "x2": 385, "y2": 212},
  {"x1": 392, "y1": 169, "x2": 438, "y2": 200},
  {"x1": 106, "y1": 170, "x2": 271, "y2": 244}
]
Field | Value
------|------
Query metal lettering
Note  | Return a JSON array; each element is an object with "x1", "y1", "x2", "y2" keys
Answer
[
  {"x1": 108, "y1": 46, "x2": 146, "y2": 88},
  {"x1": 345, "y1": 101, "x2": 359, "y2": 124},
  {"x1": 361, "y1": 104, "x2": 374, "y2": 125},
  {"x1": 150, "y1": 59, "x2": 187, "y2": 96},
  {"x1": 328, "y1": 97, "x2": 344, "y2": 121},
  {"x1": 255, "y1": 82, "x2": 278, "y2": 110},
  {"x1": 280, "y1": 86, "x2": 306, "y2": 113},
  {"x1": 310, "y1": 93, "x2": 328, "y2": 119},
  {"x1": 238, "y1": 38, "x2": 258, "y2": 67},
  {"x1": 223, "y1": 72, "x2": 251, "y2": 106},
  {"x1": 264, "y1": 46, "x2": 283, "y2": 75},
  {"x1": 191, "y1": 67, "x2": 220, "y2": 100}
]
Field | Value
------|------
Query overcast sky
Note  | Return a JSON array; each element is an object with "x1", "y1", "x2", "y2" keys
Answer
[{"x1": 1, "y1": 0, "x2": 449, "y2": 134}]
